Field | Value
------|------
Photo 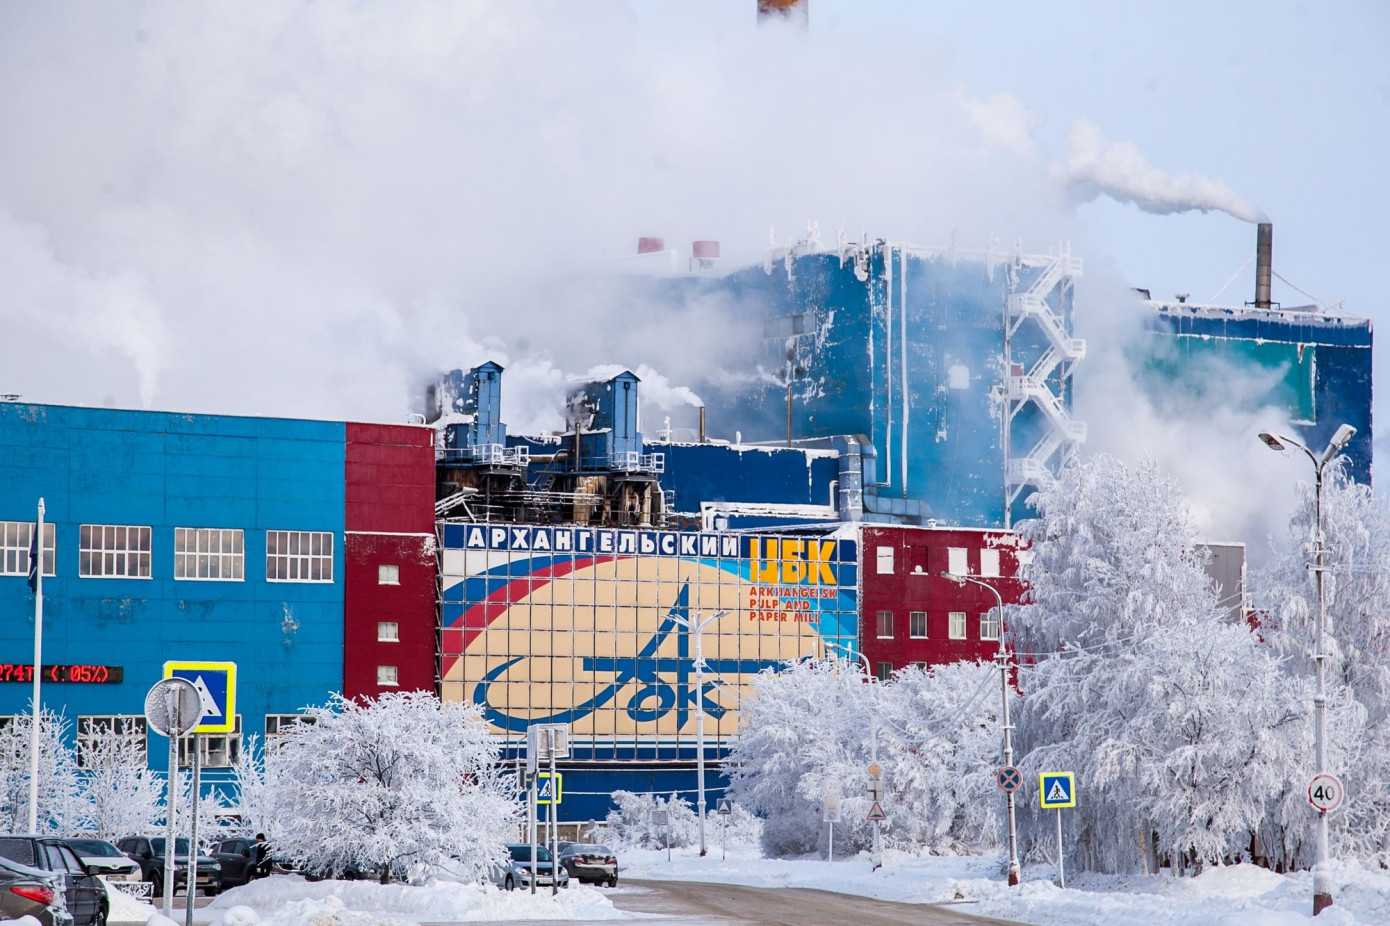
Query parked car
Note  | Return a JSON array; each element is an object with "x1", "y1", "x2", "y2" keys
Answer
[
  {"x1": 59, "y1": 840, "x2": 142, "y2": 885},
  {"x1": 209, "y1": 838, "x2": 266, "y2": 888},
  {"x1": 556, "y1": 842, "x2": 618, "y2": 887},
  {"x1": 489, "y1": 844, "x2": 569, "y2": 891},
  {"x1": 0, "y1": 853, "x2": 70, "y2": 926},
  {"x1": 114, "y1": 836, "x2": 221, "y2": 897},
  {"x1": 0, "y1": 836, "x2": 105, "y2": 926}
]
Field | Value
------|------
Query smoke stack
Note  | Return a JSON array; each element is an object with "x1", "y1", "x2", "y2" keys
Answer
[
  {"x1": 637, "y1": 236, "x2": 665, "y2": 255},
  {"x1": 1255, "y1": 222, "x2": 1273, "y2": 309},
  {"x1": 698, "y1": 405, "x2": 706, "y2": 443},
  {"x1": 757, "y1": 0, "x2": 808, "y2": 27},
  {"x1": 690, "y1": 240, "x2": 720, "y2": 272}
]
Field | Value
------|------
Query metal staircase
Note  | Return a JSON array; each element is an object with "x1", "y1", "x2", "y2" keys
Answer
[{"x1": 1004, "y1": 244, "x2": 1086, "y2": 519}]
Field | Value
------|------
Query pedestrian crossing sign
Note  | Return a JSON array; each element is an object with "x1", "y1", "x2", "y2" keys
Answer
[
  {"x1": 1039, "y1": 772, "x2": 1076, "y2": 809},
  {"x1": 537, "y1": 772, "x2": 563, "y2": 805},
  {"x1": 163, "y1": 661, "x2": 237, "y2": 734}
]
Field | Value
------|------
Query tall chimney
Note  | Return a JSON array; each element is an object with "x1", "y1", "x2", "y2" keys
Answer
[
  {"x1": 698, "y1": 405, "x2": 706, "y2": 443},
  {"x1": 1255, "y1": 222, "x2": 1273, "y2": 309}
]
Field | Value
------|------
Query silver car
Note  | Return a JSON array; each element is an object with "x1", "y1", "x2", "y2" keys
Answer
[
  {"x1": 0, "y1": 854, "x2": 71, "y2": 926},
  {"x1": 489, "y1": 844, "x2": 569, "y2": 891}
]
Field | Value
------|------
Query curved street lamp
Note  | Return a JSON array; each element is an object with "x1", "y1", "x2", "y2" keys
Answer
[{"x1": 1257, "y1": 422, "x2": 1355, "y2": 917}]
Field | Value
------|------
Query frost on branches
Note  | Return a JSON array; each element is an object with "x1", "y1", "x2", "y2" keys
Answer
[
  {"x1": 602, "y1": 791, "x2": 699, "y2": 848},
  {"x1": 0, "y1": 709, "x2": 82, "y2": 833},
  {"x1": 725, "y1": 657, "x2": 1006, "y2": 858},
  {"x1": 1255, "y1": 462, "x2": 1390, "y2": 867},
  {"x1": 1012, "y1": 454, "x2": 1303, "y2": 875},
  {"x1": 268, "y1": 691, "x2": 518, "y2": 883},
  {"x1": 74, "y1": 717, "x2": 165, "y2": 840}
]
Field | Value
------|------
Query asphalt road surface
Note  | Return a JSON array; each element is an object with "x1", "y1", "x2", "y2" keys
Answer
[{"x1": 444, "y1": 878, "x2": 1027, "y2": 926}]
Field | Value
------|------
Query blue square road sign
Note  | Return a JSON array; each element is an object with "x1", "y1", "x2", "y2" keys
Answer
[
  {"x1": 1039, "y1": 772, "x2": 1076, "y2": 809},
  {"x1": 163, "y1": 661, "x2": 237, "y2": 734}
]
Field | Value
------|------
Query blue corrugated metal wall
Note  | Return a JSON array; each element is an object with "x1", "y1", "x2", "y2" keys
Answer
[{"x1": 0, "y1": 403, "x2": 346, "y2": 776}]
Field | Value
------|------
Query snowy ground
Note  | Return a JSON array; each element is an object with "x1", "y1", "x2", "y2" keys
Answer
[{"x1": 619, "y1": 843, "x2": 1390, "y2": 925}]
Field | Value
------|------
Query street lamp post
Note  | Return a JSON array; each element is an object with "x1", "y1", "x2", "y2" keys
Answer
[
  {"x1": 668, "y1": 609, "x2": 726, "y2": 857},
  {"x1": 822, "y1": 640, "x2": 882, "y2": 871},
  {"x1": 943, "y1": 571, "x2": 1021, "y2": 887},
  {"x1": 1258, "y1": 422, "x2": 1355, "y2": 917}
]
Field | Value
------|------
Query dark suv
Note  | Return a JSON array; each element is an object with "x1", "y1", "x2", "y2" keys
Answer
[
  {"x1": 0, "y1": 835, "x2": 105, "y2": 926},
  {"x1": 209, "y1": 837, "x2": 267, "y2": 888},
  {"x1": 115, "y1": 836, "x2": 222, "y2": 896}
]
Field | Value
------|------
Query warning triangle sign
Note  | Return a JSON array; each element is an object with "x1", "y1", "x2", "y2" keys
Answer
[
  {"x1": 191, "y1": 675, "x2": 222, "y2": 718},
  {"x1": 1046, "y1": 780, "x2": 1069, "y2": 803},
  {"x1": 867, "y1": 800, "x2": 888, "y2": 822}
]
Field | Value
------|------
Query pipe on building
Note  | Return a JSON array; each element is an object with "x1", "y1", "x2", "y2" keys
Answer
[
  {"x1": 1255, "y1": 222, "x2": 1273, "y2": 309},
  {"x1": 835, "y1": 436, "x2": 864, "y2": 522},
  {"x1": 698, "y1": 406, "x2": 706, "y2": 443}
]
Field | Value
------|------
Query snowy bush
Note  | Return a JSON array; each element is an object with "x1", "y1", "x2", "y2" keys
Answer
[
  {"x1": 74, "y1": 717, "x2": 165, "y2": 840},
  {"x1": 1012, "y1": 454, "x2": 1304, "y2": 875},
  {"x1": 601, "y1": 791, "x2": 698, "y2": 849},
  {"x1": 268, "y1": 691, "x2": 518, "y2": 883},
  {"x1": 705, "y1": 800, "x2": 762, "y2": 847},
  {"x1": 0, "y1": 709, "x2": 82, "y2": 833}
]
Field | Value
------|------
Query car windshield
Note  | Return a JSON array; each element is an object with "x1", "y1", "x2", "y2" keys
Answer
[
  {"x1": 149, "y1": 838, "x2": 191, "y2": 855},
  {"x1": 66, "y1": 840, "x2": 122, "y2": 858},
  {"x1": 507, "y1": 846, "x2": 553, "y2": 862}
]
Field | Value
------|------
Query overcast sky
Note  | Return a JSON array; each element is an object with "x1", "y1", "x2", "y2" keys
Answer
[{"x1": 0, "y1": 0, "x2": 1384, "y2": 535}]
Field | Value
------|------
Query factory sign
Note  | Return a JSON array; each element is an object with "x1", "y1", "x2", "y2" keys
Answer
[{"x1": 439, "y1": 527, "x2": 858, "y2": 757}]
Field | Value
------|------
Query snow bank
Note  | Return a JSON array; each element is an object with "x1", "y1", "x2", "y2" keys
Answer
[
  {"x1": 618, "y1": 845, "x2": 1390, "y2": 925},
  {"x1": 206, "y1": 875, "x2": 626, "y2": 924},
  {"x1": 102, "y1": 879, "x2": 157, "y2": 924}
]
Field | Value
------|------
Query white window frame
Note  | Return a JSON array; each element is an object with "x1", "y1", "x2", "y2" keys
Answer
[
  {"x1": 174, "y1": 528, "x2": 245, "y2": 581},
  {"x1": 874, "y1": 662, "x2": 894, "y2": 682},
  {"x1": 876, "y1": 546, "x2": 894, "y2": 574},
  {"x1": 76, "y1": 715, "x2": 148, "y2": 767},
  {"x1": 980, "y1": 607, "x2": 1001, "y2": 641},
  {"x1": 377, "y1": 621, "x2": 400, "y2": 642},
  {"x1": 79, "y1": 524, "x2": 152, "y2": 578},
  {"x1": 0, "y1": 521, "x2": 55, "y2": 578},
  {"x1": 266, "y1": 530, "x2": 334, "y2": 583},
  {"x1": 980, "y1": 548, "x2": 1001, "y2": 578},
  {"x1": 946, "y1": 547, "x2": 968, "y2": 577},
  {"x1": 909, "y1": 610, "x2": 928, "y2": 639},
  {"x1": 948, "y1": 611, "x2": 968, "y2": 640},
  {"x1": 876, "y1": 610, "x2": 894, "y2": 639},
  {"x1": 265, "y1": 713, "x2": 317, "y2": 738},
  {"x1": 378, "y1": 564, "x2": 400, "y2": 585},
  {"x1": 377, "y1": 665, "x2": 399, "y2": 687},
  {"x1": 177, "y1": 715, "x2": 241, "y2": 768}
]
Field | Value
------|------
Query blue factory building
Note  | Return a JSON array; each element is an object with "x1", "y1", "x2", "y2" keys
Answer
[{"x1": 0, "y1": 403, "x2": 347, "y2": 781}]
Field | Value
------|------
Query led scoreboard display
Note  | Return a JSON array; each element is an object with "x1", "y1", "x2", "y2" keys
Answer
[{"x1": 0, "y1": 664, "x2": 123, "y2": 684}]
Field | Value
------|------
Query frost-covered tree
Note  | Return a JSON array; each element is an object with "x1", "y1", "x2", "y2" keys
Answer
[
  {"x1": 270, "y1": 691, "x2": 517, "y2": 883},
  {"x1": 0, "y1": 709, "x2": 82, "y2": 834},
  {"x1": 229, "y1": 734, "x2": 286, "y2": 840},
  {"x1": 1013, "y1": 454, "x2": 1303, "y2": 874},
  {"x1": 73, "y1": 719, "x2": 165, "y2": 840},
  {"x1": 601, "y1": 791, "x2": 699, "y2": 848},
  {"x1": 725, "y1": 657, "x2": 874, "y2": 856},
  {"x1": 1254, "y1": 462, "x2": 1390, "y2": 866}
]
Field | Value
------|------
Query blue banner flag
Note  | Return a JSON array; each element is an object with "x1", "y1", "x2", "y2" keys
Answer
[{"x1": 26, "y1": 525, "x2": 38, "y2": 593}]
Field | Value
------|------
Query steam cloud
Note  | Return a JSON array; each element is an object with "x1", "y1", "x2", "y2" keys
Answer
[{"x1": 1052, "y1": 118, "x2": 1266, "y2": 223}]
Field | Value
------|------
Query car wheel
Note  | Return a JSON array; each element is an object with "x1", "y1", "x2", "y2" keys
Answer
[
  {"x1": 608, "y1": 876, "x2": 618, "y2": 888},
  {"x1": 94, "y1": 901, "x2": 108, "y2": 926},
  {"x1": 504, "y1": 875, "x2": 515, "y2": 891},
  {"x1": 150, "y1": 873, "x2": 163, "y2": 897}
]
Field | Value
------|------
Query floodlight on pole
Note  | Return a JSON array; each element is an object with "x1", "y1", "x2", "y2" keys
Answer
[
  {"x1": 666, "y1": 609, "x2": 726, "y2": 857},
  {"x1": 943, "y1": 571, "x2": 1021, "y2": 887},
  {"x1": 1256, "y1": 423, "x2": 1356, "y2": 917},
  {"x1": 822, "y1": 638, "x2": 882, "y2": 871}
]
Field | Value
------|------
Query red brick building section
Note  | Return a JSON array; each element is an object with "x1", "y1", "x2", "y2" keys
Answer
[
  {"x1": 859, "y1": 525, "x2": 1026, "y2": 678},
  {"x1": 343, "y1": 423, "x2": 437, "y2": 699}
]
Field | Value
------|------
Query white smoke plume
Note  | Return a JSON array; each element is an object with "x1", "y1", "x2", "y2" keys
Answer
[{"x1": 1052, "y1": 118, "x2": 1266, "y2": 223}]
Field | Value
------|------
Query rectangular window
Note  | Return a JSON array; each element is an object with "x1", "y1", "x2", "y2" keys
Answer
[
  {"x1": 876, "y1": 610, "x2": 894, "y2": 639},
  {"x1": 79, "y1": 525, "x2": 152, "y2": 578},
  {"x1": 177, "y1": 716, "x2": 241, "y2": 768},
  {"x1": 909, "y1": 661, "x2": 928, "y2": 670},
  {"x1": 874, "y1": 662, "x2": 894, "y2": 682},
  {"x1": 265, "y1": 713, "x2": 317, "y2": 739},
  {"x1": 980, "y1": 548, "x2": 1001, "y2": 577},
  {"x1": 981, "y1": 608, "x2": 1001, "y2": 641},
  {"x1": 909, "y1": 611, "x2": 928, "y2": 639},
  {"x1": 0, "y1": 521, "x2": 55, "y2": 578},
  {"x1": 378, "y1": 564, "x2": 400, "y2": 585},
  {"x1": 174, "y1": 528, "x2": 244, "y2": 581},
  {"x1": 948, "y1": 611, "x2": 967, "y2": 640},
  {"x1": 876, "y1": 546, "x2": 894, "y2": 574},
  {"x1": 76, "y1": 715, "x2": 147, "y2": 767},
  {"x1": 946, "y1": 547, "x2": 968, "y2": 577},
  {"x1": 377, "y1": 621, "x2": 400, "y2": 642},
  {"x1": 377, "y1": 665, "x2": 399, "y2": 687},
  {"x1": 266, "y1": 530, "x2": 334, "y2": 583}
]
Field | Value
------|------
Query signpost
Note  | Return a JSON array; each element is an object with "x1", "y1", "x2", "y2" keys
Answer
[
  {"x1": 526, "y1": 724, "x2": 568, "y2": 896},
  {"x1": 144, "y1": 678, "x2": 201, "y2": 920},
  {"x1": 652, "y1": 809, "x2": 671, "y2": 861},
  {"x1": 163, "y1": 662, "x2": 236, "y2": 926},
  {"x1": 717, "y1": 798, "x2": 732, "y2": 860},
  {"x1": 823, "y1": 795, "x2": 841, "y2": 861},
  {"x1": 1039, "y1": 772, "x2": 1076, "y2": 889}
]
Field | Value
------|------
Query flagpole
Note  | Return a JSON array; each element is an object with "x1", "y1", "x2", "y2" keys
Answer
[{"x1": 27, "y1": 497, "x2": 44, "y2": 833}]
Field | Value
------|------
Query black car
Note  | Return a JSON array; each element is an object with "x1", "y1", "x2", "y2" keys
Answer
[
  {"x1": 0, "y1": 835, "x2": 106, "y2": 926},
  {"x1": 556, "y1": 842, "x2": 618, "y2": 887},
  {"x1": 115, "y1": 836, "x2": 222, "y2": 896},
  {"x1": 209, "y1": 838, "x2": 266, "y2": 888}
]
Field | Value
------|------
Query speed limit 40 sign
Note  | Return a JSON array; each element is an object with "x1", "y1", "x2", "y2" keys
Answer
[{"x1": 1308, "y1": 773, "x2": 1345, "y2": 813}]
